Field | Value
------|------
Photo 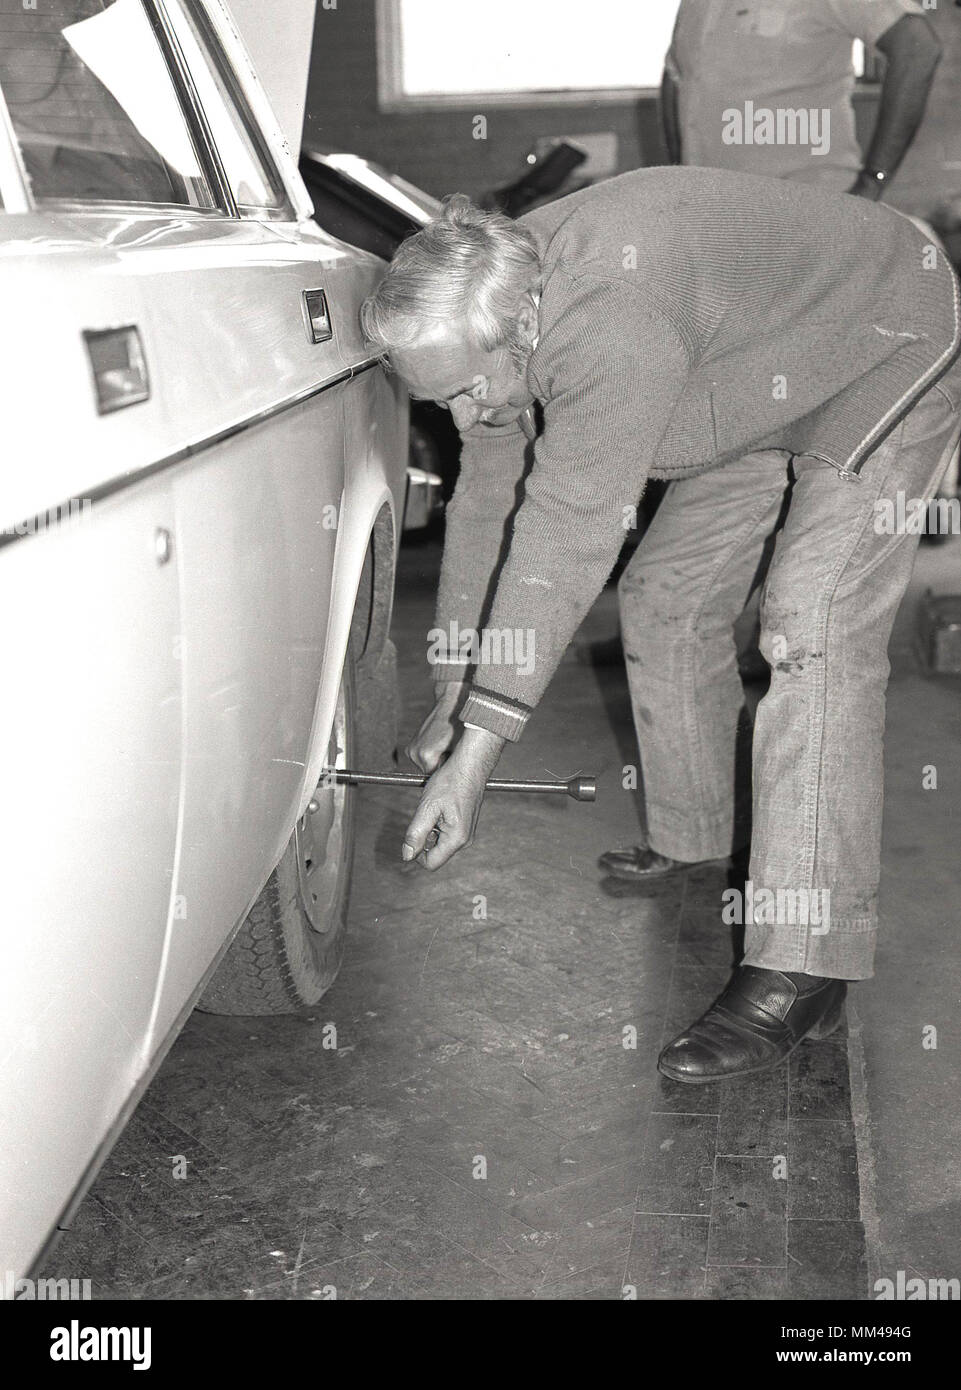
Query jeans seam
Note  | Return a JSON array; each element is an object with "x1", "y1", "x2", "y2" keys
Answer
[{"x1": 765, "y1": 462, "x2": 894, "y2": 919}]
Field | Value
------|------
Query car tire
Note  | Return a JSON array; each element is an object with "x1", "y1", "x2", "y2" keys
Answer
[{"x1": 199, "y1": 655, "x2": 356, "y2": 1016}]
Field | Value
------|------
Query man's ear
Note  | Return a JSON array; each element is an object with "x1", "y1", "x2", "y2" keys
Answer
[{"x1": 515, "y1": 293, "x2": 539, "y2": 345}]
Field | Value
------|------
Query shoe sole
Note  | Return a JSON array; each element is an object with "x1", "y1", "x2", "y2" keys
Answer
[{"x1": 656, "y1": 1003, "x2": 845, "y2": 1085}]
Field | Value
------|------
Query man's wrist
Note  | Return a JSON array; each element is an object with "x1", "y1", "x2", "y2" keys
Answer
[
  {"x1": 459, "y1": 723, "x2": 506, "y2": 771},
  {"x1": 433, "y1": 678, "x2": 467, "y2": 710}
]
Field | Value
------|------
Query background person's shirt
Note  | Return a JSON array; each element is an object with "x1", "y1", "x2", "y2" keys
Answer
[{"x1": 666, "y1": 0, "x2": 921, "y2": 191}]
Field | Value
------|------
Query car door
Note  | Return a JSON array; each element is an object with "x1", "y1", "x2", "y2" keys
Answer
[
  {"x1": 0, "y1": 0, "x2": 211, "y2": 1275},
  {"x1": 137, "y1": 0, "x2": 362, "y2": 1047},
  {"x1": 0, "y1": 476, "x2": 183, "y2": 1281}
]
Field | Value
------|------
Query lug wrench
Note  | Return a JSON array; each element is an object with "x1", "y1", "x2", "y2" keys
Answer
[{"x1": 319, "y1": 769, "x2": 596, "y2": 801}]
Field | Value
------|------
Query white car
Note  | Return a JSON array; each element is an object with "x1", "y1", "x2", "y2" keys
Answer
[{"x1": 0, "y1": 0, "x2": 408, "y2": 1283}]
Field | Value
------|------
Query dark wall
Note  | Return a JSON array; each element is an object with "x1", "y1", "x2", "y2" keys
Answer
[
  {"x1": 303, "y1": 0, "x2": 665, "y2": 199},
  {"x1": 303, "y1": 1, "x2": 961, "y2": 212}
]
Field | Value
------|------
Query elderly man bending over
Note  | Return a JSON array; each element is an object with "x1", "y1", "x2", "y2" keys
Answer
[{"x1": 360, "y1": 167, "x2": 961, "y2": 1084}]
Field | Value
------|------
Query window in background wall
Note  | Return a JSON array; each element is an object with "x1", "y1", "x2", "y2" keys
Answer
[
  {"x1": 377, "y1": 0, "x2": 882, "y2": 109},
  {"x1": 377, "y1": 0, "x2": 681, "y2": 106}
]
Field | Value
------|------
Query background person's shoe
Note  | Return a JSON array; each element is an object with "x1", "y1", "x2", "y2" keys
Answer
[
  {"x1": 598, "y1": 844, "x2": 727, "y2": 881},
  {"x1": 657, "y1": 966, "x2": 847, "y2": 1084}
]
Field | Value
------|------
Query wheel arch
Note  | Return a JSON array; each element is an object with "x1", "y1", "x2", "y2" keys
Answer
[
  {"x1": 350, "y1": 499, "x2": 397, "y2": 669},
  {"x1": 296, "y1": 489, "x2": 397, "y2": 820}
]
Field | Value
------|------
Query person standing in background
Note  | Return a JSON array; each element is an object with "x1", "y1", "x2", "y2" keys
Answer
[{"x1": 660, "y1": 0, "x2": 941, "y2": 199}]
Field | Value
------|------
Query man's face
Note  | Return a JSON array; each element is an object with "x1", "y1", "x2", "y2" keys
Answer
[{"x1": 391, "y1": 323, "x2": 535, "y2": 432}]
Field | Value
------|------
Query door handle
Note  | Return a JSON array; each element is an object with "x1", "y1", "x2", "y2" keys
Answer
[
  {"x1": 83, "y1": 325, "x2": 150, "y2": 414},
  {"x1": 302, "y1": 288, "x2": 333, "y2": 345}
]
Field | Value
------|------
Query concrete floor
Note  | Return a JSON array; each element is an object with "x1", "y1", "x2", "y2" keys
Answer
[{"x1": 43, "y1": 528, "x2": 959, "y2": 1301}]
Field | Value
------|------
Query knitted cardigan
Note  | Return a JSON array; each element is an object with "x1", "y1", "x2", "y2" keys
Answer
[{"x1": 431, "y1": 166, "x2": 961, "y2": 741}]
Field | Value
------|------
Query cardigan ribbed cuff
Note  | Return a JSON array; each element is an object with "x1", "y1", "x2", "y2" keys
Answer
[{"x1": 459, "y1": 686, "x2": 533, "y2": 742}]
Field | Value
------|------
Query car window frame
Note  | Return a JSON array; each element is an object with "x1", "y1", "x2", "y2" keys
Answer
[
  {"x1": 0, "y1": 0, "x2": 231, "y2": 220},
  {"x1": 158, "y1": 0, "x2": 294, "y2": 223},
  {"x1": 145, "y1": 0, "x2": 238, "y2": 216},
  {"x1": 0, "y1": 0, "x2": 295, "y2": 225}
]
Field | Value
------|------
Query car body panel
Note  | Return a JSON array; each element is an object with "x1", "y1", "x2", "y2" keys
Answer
[
  {"x1": 0, "y1": 475, "x2": 182, "y2": 1279},
  {"x1": 0, "y1": 0, "x2": 407, "y2": 1280},
  {"x1": 150, "y1": 391, "x2": 347, "y2": 1046},
  {"x1": 0, "y1": 215, "x2": 172, "y2": 531}
]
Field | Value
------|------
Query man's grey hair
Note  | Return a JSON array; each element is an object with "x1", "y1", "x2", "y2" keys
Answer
[{"x1": 360, "y1": 194, "x2": 541, "y2": 366}]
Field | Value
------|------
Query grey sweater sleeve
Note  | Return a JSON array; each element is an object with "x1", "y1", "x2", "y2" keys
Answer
[
  {"x1": 459, "y1": 277, "x2": 691, "y2": 741},
  {"x1": 430, "y1": 418, "x2": 529, "y2": 685}
]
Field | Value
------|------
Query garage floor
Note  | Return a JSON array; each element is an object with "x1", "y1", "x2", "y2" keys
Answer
[{"x1": 44, "y1": 528, "x2": 960, "y2": 1301}]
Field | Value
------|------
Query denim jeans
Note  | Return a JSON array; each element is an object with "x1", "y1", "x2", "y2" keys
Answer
[{"x1": 618, "y1": 369, "x2": 961, "y2": 979}]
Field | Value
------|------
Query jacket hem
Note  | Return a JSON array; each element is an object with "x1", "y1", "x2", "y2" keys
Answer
[{"x1": 844, "y1": 269, "x2": 961, "y2": 476}]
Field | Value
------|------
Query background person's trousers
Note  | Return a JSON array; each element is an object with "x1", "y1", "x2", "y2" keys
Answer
[{"x1": 618, "y1": 372, "x2": 961, "y2": 979}]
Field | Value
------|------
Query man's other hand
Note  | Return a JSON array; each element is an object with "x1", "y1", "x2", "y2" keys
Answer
[
  {"x1": 406, "y1": 682, "x2": 466, "y2": 774},
  {"x1": 403, "y1": 726, "x2": 505, "y2": 870}
]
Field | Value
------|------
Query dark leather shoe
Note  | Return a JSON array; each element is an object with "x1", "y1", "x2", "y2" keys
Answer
[
  {"x1": 598, "y1": 844, "x2": 726, "y2": 881},
  {"x1": 658, "y1": 966, "x2": 846, "y2": 1084}
]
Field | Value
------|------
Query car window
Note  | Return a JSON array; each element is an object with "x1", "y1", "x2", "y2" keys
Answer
[
  {"x1": 161, "y1": 0, "x2": 287, "y2": 217},
  {"x1": 0, "y1": 0, "x2": 215, "y2": 209}
]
